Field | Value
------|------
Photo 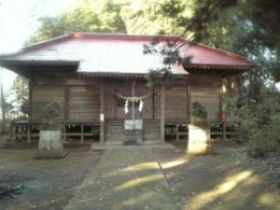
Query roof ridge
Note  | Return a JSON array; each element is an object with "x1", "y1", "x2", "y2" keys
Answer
[
  {"x1": 2, "y1": 33, "x2": 185, "y2": 57},
  {"x1": 72, "y1": 32, "x2": 182, "y2": 39},
  {"x1": 187, "y1": 41, "x2": 249, "y2": 62},
  {"x1": 0, "y1": 33, "x2": 73, "y2": 57},
  {"x1": 23, "y1": 33, "x2": 72, "y2": 50},
  {"x1": 70, "y1": 32, "x2": 184, "y2": 43},
  {"x1": 73, "y1": 33, "x2": 249, "y2": 62},
  {"x1": 0, "y1": 32, "x2": 250, "y2": 70}
]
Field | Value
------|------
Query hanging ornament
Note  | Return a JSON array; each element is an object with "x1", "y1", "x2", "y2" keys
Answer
[
  {"x1": 138, "y1": 100, "x2": 144, "y2": 112},
  {"x1": 124, "y1": 99, "x2": 129, "y2": 114}
]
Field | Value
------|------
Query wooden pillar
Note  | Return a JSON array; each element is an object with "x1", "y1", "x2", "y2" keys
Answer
[
  {"x1": 63, "y1": 86, "x2": 69, "y2": 143},
  {"x1": 222, "y1": 122, "x2": 227, "y2": 141},
  {"x1": 62, "y1": 124, "x2": 66, "y2": 142},
  {"x1": 28, "y1": 80, "x2": 33, "y2": 143},
  {"x1": 187, "y1": 86, "x2": 191, "y2": 123},
  {"x1": 18, "y1": 124, "x2": 22, "y2": 140},
  {"x1": 132, "y1": 80, "x2": 136, "y2": 121},
  {"x1": 220, "y1": 79, "x2": 225, "y2": 123},
  {"x1": 220, "y1": 79, "x2": 227, "y2": 141},
  {"x1": 237, "y1": 122, "x2": 241, "y2": 141},
  {"x1": 80, "y1": 123, "x2": 84, "y2": 143},
  {"x1": 100, "y1": 81, "x2": 105, "y2": 144},
  {"x1": 28, "y1": 80, "x2": 33, "y2": 122},
  {"x1": 160, "y1": 85, "x2": 165, "y2": 143},
  {"x1": 9, "y1": 123, "x2": 14, "y2": 142},
  {"x1": 64, "y1": 86, "x2": 69, "y2": 122},
  {"x1": 27, "y1": 124, "x2": 31, "y2": 143},
  {"x1": 152, "y1": 91, "x2": 155, "y2": 120},
  {"x1": 176, "y1": 124, "x2": 179, "y2": 142}
]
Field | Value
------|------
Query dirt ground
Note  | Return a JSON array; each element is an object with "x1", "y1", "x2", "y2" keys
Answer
[
  {"x1": 154, "y1": 143, "x2": 280, "y2": 210},
  {"x1": 0, "y1": 141, "x2": 102, "y2": 210},
  {"x1": 0, "y1": 139, "x2": 279, "y2": 210}
]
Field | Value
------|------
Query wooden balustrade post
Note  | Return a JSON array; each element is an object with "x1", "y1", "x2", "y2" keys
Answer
[
  {"x1": 27, "y1": 124, "x2": 31, "y2": 143},
  {"x1": 80, "y1": 123, "x2": 85, "y2": 143},
  {"x1": 222, "y1": 122, "x2": 227, "y2": 141},
  {"x1": 160, "y1": 85, "x2": 165, "y2": 144}
]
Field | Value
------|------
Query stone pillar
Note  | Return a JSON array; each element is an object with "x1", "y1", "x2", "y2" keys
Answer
[
  {"x1": 187, "y1": 124, "x2": 214, "y2": 155},
  {"x1": 38, "y1": 129, "x2": 67, "y2": 158}
]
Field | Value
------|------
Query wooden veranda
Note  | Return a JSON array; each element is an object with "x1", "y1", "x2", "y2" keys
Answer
[{"x1": 9, "y1": 121, "x2": 241, "y2": 144}]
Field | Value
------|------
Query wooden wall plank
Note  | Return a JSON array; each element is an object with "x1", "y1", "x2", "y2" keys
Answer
[
  {"x1": 68, "y1": 85, "x2": 100, "y2": 122},
  {"x1": 31, "y1": 75, "x2": 222, "y2": 124},
  {"x1": 190, "y1": 87, "x2": 220, "y2": 122},
  {"x1": 31, "y1": 85, "x2": 65, "y2": 122},
  {"x1": 165, "y1": 86, "x2": 187, "y2": 120}
]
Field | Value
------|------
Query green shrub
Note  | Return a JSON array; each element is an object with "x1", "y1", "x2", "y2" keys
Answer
[
  {"x1": 191, "y1": 101, "x2": 208, "y2": 125},
  {"x1": 40, "y1": 101, "x2": 62, "y2": 129},
  {"x1": 248, "y1": 127, "x2": 280, "y2": 157},
  {"x1": 239, "y1": 97, "x2": 280, "y2": 157}
]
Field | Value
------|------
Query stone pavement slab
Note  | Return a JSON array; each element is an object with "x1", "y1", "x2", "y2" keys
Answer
[{"x1": 64, "y1": 148, "x2": 178, "y2": 210}]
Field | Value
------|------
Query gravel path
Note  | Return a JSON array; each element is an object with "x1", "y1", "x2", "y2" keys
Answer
[{"x1": 64, "y1": 148, "x2": 178, "y2": 210}]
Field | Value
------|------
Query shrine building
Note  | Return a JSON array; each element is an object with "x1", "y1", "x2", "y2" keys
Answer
[{"x1": 0, "y1": 33, "x2": 250, "y2": 144}]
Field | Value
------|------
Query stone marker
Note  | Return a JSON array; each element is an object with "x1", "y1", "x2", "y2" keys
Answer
[{"x1": 37, "y1": 101, "x2": 67, "y2": 158}]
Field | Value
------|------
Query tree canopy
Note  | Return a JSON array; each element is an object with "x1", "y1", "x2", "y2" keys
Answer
[
  {"x1": 30, "y1": 0, "x2": 280, "y2": 54},
  {"x1": 29, "y1": 0, "x2": 126, "y2": 44},
  {"x1": 26, "y1": 0, "x2": 280, "y2": 107},
  {"x1": 27, "y1": 0, "x2": 280, "y2": 156}
]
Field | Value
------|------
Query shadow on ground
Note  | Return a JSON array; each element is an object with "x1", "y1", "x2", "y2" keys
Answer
[
  {"x1": 0, "y1": 141, "x2": 279, "y2": 210},
  {"x1": 65, "y1": 143, "x2": 280, "y2": 210},
  {"x1": 64, "y1": 148, "x2": 178, "y2": 210},
  {"x1": 154, "y1": 143, "x2": 280, "y2": 210}
]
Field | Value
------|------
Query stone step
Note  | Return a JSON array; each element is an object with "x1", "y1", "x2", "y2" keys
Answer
[
  {"x1": 105, "y1": 120, "x2": 160, "y2": 142},
  {"x1": 106, "y1": 135, "x2": 125, "y2": 139},
  {"x1": 104, "y1": 140, "x2": 162, "y2": 145},
  {"x1": 143, "y1": 140, "x2": 161, "y2": 145},
  {"x1": 105, "y1": 140, "x2": 123, "y2": 145},
  {"x1": 106, "y1": 126, "x2": 123, "y2": 129},
  {"x1": 107, "y1": 127, "x2": 159, "y2": 131},
  {"x1": 144, "y1": 128, "x2": 160, "y2": 132}
]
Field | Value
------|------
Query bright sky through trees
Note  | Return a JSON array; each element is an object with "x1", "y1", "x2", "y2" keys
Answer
[{"x1": 0, "y1": 0, "x2": 78, "y2": 90}]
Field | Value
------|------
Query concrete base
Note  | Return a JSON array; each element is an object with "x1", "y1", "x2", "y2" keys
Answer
[
  {"x1": 38, "y1": 130, "x2": 67, "y2": 158},
  {"x1": 187, "y1": 124, "x2": 214, "y2": 155}
]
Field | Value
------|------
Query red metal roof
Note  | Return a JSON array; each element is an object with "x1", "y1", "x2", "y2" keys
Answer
[{"x1": 0, "y1": 33, "x2": 250, "y2": 75}]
